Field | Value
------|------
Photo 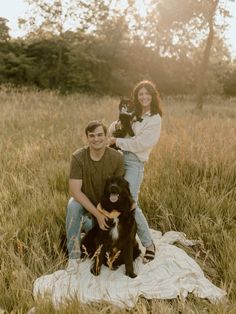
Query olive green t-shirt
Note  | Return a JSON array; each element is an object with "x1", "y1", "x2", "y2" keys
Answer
[{"x1": 69, "y1": 146, "x2": 124, "y2": 206}]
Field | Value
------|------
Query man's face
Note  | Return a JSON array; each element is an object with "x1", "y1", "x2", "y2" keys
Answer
[{"x1": 87, "y1": 126, "x2": 107, "y2": 151}]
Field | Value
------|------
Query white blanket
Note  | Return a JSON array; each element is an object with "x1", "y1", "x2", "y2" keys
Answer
[{"x1": 33, "y1": 229, "x2": 226, "y2": 308}]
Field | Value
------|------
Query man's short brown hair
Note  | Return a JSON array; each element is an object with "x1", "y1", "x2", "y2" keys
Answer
[{"x1": 85, "y1": 120, "x2": 107, "y2": 136}]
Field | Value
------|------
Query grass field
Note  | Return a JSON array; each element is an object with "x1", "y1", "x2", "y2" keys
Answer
[{"x1": 0, "y1": 88, "x2": 236, "y2": 313}]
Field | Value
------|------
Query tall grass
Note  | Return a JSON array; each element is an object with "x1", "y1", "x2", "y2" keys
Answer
[{"x1": 0, "y1": 88, "x2": 235, "y2": 313}]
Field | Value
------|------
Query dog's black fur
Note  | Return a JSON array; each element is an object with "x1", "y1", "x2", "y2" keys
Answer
[{"x1": 80, "y1": 176, "x2": 140, "y2": 278}]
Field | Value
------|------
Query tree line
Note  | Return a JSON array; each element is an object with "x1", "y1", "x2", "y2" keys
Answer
[{"x1": 0, "y1": 0, "x2": 236, "y2": 104}]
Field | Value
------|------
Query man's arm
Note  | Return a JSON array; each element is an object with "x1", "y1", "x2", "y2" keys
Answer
[{"x1": 69, "y1": 179, "x2": 109, "y2": 230}]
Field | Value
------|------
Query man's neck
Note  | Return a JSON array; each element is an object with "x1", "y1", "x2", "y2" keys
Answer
[{"x1": 89, "y1": 147, "x2": 106, "y2": 161}]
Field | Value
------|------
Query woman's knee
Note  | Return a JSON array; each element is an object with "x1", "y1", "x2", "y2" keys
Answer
[
  {"x1": 135, "y1": 207, "x2": 148, "y2": 225},
  {"x1": 124, "y1": 167, "x2": 144, "y2": 201}
]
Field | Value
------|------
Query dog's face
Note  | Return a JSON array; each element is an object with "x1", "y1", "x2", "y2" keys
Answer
[{"x1": 103, "y1": 176, "x2": 131, "y2": 211}]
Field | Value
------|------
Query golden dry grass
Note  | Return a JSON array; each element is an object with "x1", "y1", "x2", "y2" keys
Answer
[{"x1": 0, "y1": 88, "x2": 236, "y2": 313}]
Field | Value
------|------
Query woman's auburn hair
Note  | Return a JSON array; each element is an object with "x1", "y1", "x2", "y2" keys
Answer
[{"x1": 132, "y1": 80, "x2": 163, "y2": 118}]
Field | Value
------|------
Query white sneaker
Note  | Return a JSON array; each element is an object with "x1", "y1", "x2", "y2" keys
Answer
[{"x1": 66, "y1": 258, "x2": 80, "y2": 273}]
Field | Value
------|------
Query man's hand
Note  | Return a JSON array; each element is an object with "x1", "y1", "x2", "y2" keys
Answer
[{"x1": 96, "y1": 211, "x2": 109, "y2": 230}]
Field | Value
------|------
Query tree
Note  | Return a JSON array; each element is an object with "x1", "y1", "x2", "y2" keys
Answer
[
  {"x1": 0, "y1": 40, "x2": 35, "y2": 85},
  {"x1": 19, "y1": 0, "x2": 79, "y2": 87},
  {"x1": 144, "y1": 0, "x2": 234, "y2": 109},
  {"x1": 195, "y1": 0, "x2": 219, "y2": 110},
  {"x1": 0, "y1": 17, "x2": 10, "y2": 42},
  {"x1": 223, "y1": 60, "x2": 236, "y2": 96}
]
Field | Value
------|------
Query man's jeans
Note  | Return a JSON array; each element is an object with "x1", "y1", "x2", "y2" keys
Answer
[
  {"x1": 66, "y1": 198, "x2": 94, "y2": 259},
  {"x1": 123, "y1": 151, "x2": 153, "y2": 248},
  {"x1": 66, "y1": 151, "x2": 152, "y2": 259}
]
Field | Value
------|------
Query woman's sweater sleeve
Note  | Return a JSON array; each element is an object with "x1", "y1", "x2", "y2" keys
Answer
[
  {"x1": 116, "y1": 115, "x2": 161, "y2": 153},
  {"x1": 108, "y1": 121, "x2": 118, "y2": 136}
]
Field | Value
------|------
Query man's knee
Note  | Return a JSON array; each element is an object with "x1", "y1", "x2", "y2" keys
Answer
[{"x1": 67, "y1": 198, "x2": 84, "y2": 219}]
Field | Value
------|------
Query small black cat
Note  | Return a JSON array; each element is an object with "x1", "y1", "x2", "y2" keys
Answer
[{"x1": 113, "y1": 98, "x2": 135, "y2": 138}]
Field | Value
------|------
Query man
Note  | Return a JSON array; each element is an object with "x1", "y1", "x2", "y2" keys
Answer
[{"x1": 66, "y1": 120, "x2": 124, "y2": 272}]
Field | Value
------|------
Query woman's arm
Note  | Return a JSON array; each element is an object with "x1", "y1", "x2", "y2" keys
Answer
[
  {"x1": 108, "y1": 120, "x2": 120, "y2": 137},
  {"x1": 116, "y1": 115, "x2": 161, "y2": 153}
]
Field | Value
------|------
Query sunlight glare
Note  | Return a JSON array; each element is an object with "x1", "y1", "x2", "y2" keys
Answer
[{"x1": 111, "y1": 0, "x2": 149, "y2": 16}]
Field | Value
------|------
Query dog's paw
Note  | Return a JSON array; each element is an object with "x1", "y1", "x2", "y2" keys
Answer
[
  {"x1": 111, "y1": 265, "x2": 119, "y2": 271},
  {"x1": 126, "y1": 271, "x2": 137, "y2": 278},
  {"x1": 90, "y1": 265, "x2": 100, "y2": 276}
]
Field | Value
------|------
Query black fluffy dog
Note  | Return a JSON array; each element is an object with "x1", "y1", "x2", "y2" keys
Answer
[{"x1": 80, "y1": 176, "x2": 140, "y2": 278}]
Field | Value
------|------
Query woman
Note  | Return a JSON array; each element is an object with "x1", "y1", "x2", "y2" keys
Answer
[{"x1": 109, "y1": 80, "x2": 162, "y2": 263}]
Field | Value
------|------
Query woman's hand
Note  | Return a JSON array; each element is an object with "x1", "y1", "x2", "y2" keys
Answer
[
  {"x1": 108, "y1": 137, "x2": 117, "y2": 146},
  {"x1": 115, "y1": 121, "x2": 122, "y2": 130}
]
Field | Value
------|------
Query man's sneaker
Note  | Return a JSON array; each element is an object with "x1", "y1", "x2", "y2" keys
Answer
[{"x1": 66, "y1": 258, "x2": 80, "y2": 273}]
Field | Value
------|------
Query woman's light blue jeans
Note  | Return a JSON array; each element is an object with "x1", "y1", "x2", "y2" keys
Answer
[{"x1": 123, "y1": 151, "x2": 153, "y2": 248}]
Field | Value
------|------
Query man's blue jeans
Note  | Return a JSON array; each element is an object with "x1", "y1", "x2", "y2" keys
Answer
[{"x1": 66, "y1": 198, "x2": 94, "y2": 259}]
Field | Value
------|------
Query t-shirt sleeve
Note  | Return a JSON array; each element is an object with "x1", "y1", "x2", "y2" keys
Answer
[
  {"x1": 69, "y1": 155, "x2": 83, "y2": 179},
  {"x1": 114, "y1": 152, "x2": 125, "y2": 177}
]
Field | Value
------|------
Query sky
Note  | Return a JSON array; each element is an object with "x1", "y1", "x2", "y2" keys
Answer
[{"x1": 1, "y1": 0, "x2": 236, "y2": 57}]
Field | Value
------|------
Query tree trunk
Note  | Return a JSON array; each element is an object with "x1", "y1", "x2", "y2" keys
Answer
[
  {"x1": 55, "y1": 39, "x2": 62, "y2": 88},
  {"x1": 195, "y1": 0, "x2": 219, "y2": 111}
]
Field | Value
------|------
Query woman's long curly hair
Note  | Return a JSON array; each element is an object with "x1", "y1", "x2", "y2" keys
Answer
[{"x1": 132, "y1": 80, "x2": 163, "y2": 119}]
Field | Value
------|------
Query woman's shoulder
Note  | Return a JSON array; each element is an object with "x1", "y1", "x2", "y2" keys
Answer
[
  {"x1": 144, "y1": 113, "x2": 161, "y2": 125},
  {"x1": 151, "y1": 113, "x2": 161, "y2": 120}
]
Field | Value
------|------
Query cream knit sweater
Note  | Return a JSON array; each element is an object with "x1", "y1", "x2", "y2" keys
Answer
[{"x1": 109, "y1": 112, "x2": 161, "y2": 162}]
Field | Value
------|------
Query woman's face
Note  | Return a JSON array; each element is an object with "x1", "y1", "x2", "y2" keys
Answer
[{"x1": 137, "y1": 87, "x2": 152, "y2": 111}]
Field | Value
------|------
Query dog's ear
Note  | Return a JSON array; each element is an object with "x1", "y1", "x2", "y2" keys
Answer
[
  {"x1": 119, "y1": 97, "x2": 125, "y2": 110},
  {"x1": 119, "y1": 96, "x2": 130, "y2": 103},
  {"x1": 104, "y1": 176, "x2": 111, "y2": 194},
  {"x1": 123, "y1": 177, "x2": 130, "y2": 190}
]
